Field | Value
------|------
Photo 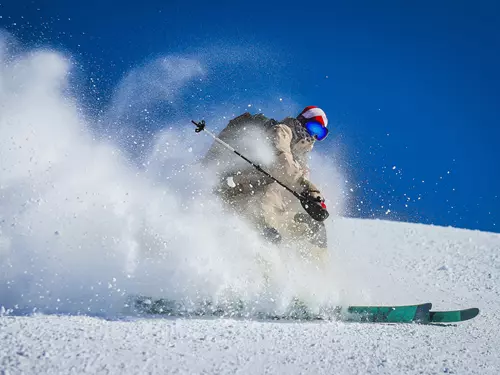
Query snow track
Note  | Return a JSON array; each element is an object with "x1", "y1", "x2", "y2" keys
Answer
[
  {"x1": 2, "y1": 218, "x2": 499, "y2": 374},
  {"x1": 0, "y1": 309, "x2": 497, "y2": 374}
]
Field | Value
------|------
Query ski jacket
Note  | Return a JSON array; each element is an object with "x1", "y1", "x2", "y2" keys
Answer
[
  {"x1": 203, "y1": 112, "x2": 321, "y2": 198},
  {"x1": 202, "y1": 112, "x2": 328, "y2": 249}
]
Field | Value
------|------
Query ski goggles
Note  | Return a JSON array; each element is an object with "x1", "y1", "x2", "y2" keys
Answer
[{"x1": 304, "y1": 121, "x2": 329, "y2": 141}]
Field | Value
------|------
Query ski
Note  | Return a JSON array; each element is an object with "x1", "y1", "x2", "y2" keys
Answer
[
  {"x1": 126, "y1": 296, "x2": 478, "y2": 324},
  {"x1": 428, "y1": 307, "x2": 479, "y2": 323},
  {"x1": 342, "y1": 304, "x2": 479, "y2": 323},
  {"x1": 343, "y1": 302, "x2": 432, "y2": 323}
]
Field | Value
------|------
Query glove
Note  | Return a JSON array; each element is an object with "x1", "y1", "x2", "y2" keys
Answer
[
  {"x1": 298, "y1": 178, "x2": 329, "y2": 222},
  {"x1": 306, "y1": 190, "x2": 324, "y2": 203},
  {"x1": 299, "y1": 177, "x2": 325, "y2": 203}
]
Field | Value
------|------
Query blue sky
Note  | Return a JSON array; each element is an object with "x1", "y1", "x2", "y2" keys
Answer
[{"x1": 1, "y1": 0, "x2": 499, "y2": 233}]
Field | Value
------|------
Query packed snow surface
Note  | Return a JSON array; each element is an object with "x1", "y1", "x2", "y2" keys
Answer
[{"x1": 2, "y1": 219, "x2": 500, "y2": 374}]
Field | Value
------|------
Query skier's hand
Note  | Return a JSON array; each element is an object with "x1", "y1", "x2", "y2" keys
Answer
[
  {"x1": 300, "y1": 178, "x2": 325, "y2": 202},
  {"x1": 307, "y1": 190, "x2": 325, "y2": 203}
]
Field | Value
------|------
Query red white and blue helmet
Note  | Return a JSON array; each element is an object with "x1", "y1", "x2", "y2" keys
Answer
[{"x1": 297, "y1": 106, "x2": 329, "y2": 141}]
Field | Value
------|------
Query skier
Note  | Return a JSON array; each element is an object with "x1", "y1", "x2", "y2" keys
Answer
[{"x1": 202, "y1": 106, "x2": 330, "y2": 261}]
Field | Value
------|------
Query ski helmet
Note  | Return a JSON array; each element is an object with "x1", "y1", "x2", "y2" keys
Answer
[{"x1": 297, "y1": 106, "x2": 329, "y2": 141}]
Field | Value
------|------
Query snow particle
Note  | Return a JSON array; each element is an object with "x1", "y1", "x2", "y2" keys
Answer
[{"x1": 226, "y1": 177, "x2": 236, "y2": 188}]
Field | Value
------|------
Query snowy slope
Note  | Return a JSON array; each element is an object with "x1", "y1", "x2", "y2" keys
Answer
[{"x1": 2, "y1": 218, "x2": 499, "y2": 375}]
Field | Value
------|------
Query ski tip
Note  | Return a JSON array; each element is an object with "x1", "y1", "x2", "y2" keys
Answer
[
  {"x1": 428, "y1": 307, "x2": 480, "y2": 323},
  {"x1": 462, "y1": 307, "x2": 480, "y2": 321}
]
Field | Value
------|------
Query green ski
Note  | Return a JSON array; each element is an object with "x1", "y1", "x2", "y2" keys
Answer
[
  {"x1": 428, "y1": 308, "x2": 479, "y2": 323},
  {"x1": 343, "y1": 304, "x2": 479, "y2": 323},
  {"x1": 127, "y1": 296, "x2": 479, "y2": 324},
  {"x1": 343, "y1": 303, "x2": 432, "y2": 323}
]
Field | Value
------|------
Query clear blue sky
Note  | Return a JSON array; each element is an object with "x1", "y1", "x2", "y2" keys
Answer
[{"x1": 1, "y1": 0, "x2": 499, "y2": 233}]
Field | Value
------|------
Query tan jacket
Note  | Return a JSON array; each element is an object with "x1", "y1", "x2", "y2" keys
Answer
[
  {"x1": 224, "y1": 120, "x2": 320, "y2": 200},
  {"x1": 208, "y1": 116, "x2": 328, "y2": 257}
]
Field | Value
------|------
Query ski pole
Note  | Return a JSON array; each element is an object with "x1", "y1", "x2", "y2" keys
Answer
[{"x1": 191, "y1": 120, "x2": 329, "y2": 222}]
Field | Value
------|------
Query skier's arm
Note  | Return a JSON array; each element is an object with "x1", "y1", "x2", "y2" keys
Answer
[
  {"x1": 270, "y1": 124, "x2": 322, "y2": 199},
  {"x1": 224, "y1": 168, "x2": 274, "y2": 196}
]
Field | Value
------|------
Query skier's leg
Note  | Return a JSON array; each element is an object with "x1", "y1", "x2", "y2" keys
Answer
[
  {"x1": 288, "y1": 212, "x2": 329, "y2": 267},
  {"x1": 293, "y1": 212, "x2": 328, "y2": 248},
  {"x1": 258, "y1": 183, "x2": 285, "y2": 244}
]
